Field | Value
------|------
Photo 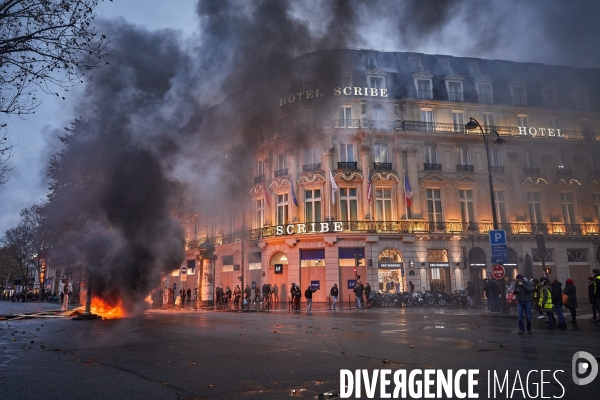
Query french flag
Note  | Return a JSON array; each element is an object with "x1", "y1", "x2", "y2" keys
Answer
[{"x1": 404, "y1": 172, "x2": 412, "y2": 208}]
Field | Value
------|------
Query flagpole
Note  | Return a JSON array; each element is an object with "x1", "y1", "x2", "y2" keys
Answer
[
  {"x1": 405, "y1": 170, "x2": 408, "y2": 222},
  {"x1": 328, "y1": 169, "x2": 331, "y2": 220},
  {"x1": 368, "y1": 168, "x2": 373, "y2": 219}
]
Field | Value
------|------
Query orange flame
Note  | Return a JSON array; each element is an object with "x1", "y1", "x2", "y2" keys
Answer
[{"x1": 90, "y1": 296, "x2": 125, "y2": 319}]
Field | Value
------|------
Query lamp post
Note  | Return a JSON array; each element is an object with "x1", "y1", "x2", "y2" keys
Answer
[{"x1": 465, "y1": 117, "x2": 507, "y2": 312}]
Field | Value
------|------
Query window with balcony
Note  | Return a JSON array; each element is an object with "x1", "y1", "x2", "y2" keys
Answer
[
  {"x1": 543, "y1": 88, "x2": 559, "y2": 108},
  {"x1": 304, "y1": 189, "x2": 322, "y2": 223},
  {"x1": 339, "y1": 187, "x2": 358, "y2": 221},
  {"x1": 426, "y1": 189, "x2": 444, "y2": 225},
  {"x1": 452, "y1": 111, "x2": 464, "y2": 133},
  {"x1": 417, "y1": 79, "x2": 432, "y2": 99},
  {"x1": 518, "y1": 115, "x2": 529, "y2": 130},
  {"x1": 573, "y1": 90, "x2": 589, "y2": 109},
  {"x1": 275, "y1": 152, "x2": 287, "y2": 177},
  {"x1": 459, "y1": 189, "x2": 475, "y2": 224},
  {"x1": 303, "y1": 145, "x2": 321, "y2": 172},
  {"x1": 456, "y1": 146, "x2": 472, "y2": 171},
  {"x1": 226, "y1": 215, "x2": 235, "y2": 235},
  {"x1": 527, "y1": 192, "x2": 543, "y2": 224},
  {"x1": 489, "y1": 149, "x2": 504, "y2": 173},
  {"x1": 374, "y1": 143, "x2": 389, "y2": 163},
  {"x1": 525, "y1": 150, "x2": 536, "y2": 168},
  {"x1": 494, "y1": 191, "x2": 508, "y2": 224},
  {"x1": 557, "y1": 152, "x2": 569, "y2": 170},
  {"x1": 257, "y1": 159, "x2": 265, "y2": 177},
  {"x1": 424, "y1": 144, "x2": 440, "y2": 170},
  {"x1": 254, "y1": 199, "x2": 264, "y2": 229},
  {"x1": 477, "y1": 83, "x2": 493, "y2": 103},
  {"x1": 549, "y1": 117, "x2": 560, "y2": 130},
  {"x1": 276, "y1": 194, "x2": 289, "y2": 225},
  {"x1": 372, "y1": 105, "x2": 386, "y2": 121},
  {"x1": 338, "y1": 106, "x2": 353, "y2": 128},
  {"x1": 339, "y1": 143, "x2": 355, "y2": 163},
  {"x1": 511, "y1": 86, "x2": 527, "y2": 105},
  {"x1": 375, "y1": 188, "x2": 393, "y2": 221},
  {"x1": 561, "y1": 192, "x2": 576, "y2": 225},
  {"x1": 447, "y1": 82, "x2": 463, "y2": 102},
  {"x1": 421, "y1": 109, "x2": 434, "y2": 131}
]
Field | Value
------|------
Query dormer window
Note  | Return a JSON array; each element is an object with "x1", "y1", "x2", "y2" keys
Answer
[
  {"x1": 369, "y1": 77, "x2": 384, "y2": 89},
  {"x1": 543, "y1": 88, "x2": 559, "y2": 108},
  {"x1": 438, "y1": 60, "x2": 451, "y2": 73},
  {"x1": 474, "y1": 77, "x2": 493, "y2": 103},
  {"x1": 409, "y1": 57, "x2": 422, "y2": 71},
  {"x1": 573, "y1": 90, "x2": 589, "y2": 109},
  {"x1": 417, "y1": 79, "x2": 432, "y2": 99},
  {"x1": 364, "y1": 56, "x2": 377, "y2": 70},
  {"x1": 510, "y1": 85, "x2": 527, "y2": 106},
  {"x1": 447, "y1": 81, "x2": 463, "y2": 102}
]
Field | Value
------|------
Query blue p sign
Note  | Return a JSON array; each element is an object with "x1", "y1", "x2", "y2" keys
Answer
[{"x1": 489, "y1": 230, "x2": 507, "y2": 245}]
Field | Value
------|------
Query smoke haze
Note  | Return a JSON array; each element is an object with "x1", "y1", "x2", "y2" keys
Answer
[{"x1": 40, "y1": 0, "x2": 600, "y2": 313}]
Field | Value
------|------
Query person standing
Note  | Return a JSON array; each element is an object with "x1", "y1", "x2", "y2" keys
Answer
[
  {"x1": 487, "y1": 278, "x2": 500, "y2": 313},
  {"x1": 353, "y1": 280, "x2": 364, "y2": 310},
  {"x1": 330, "y1": 284, "x2": 339, "y2": 311},
  {"x1": 244, "y1": 285, "x2": 251, "y2": 309},
  {"x1": 253, "y1": 285, "x2": 261, "y2": 303},
  {"x1": 305, "y1": 285, "x2": 317, "y2": 314},
  {"x1": 513, "y1": 274, "x2": 533, "y2": 334},
  {"x1": 294, "y1": 284, "x2": 301, "y2": 311},
  {"x1": 186, "y1": 288, "x2": 191, "y2": 306},
  {"x1": 539, "y1": 278, "x2": 555, "y2": 330},
  {"x1": 532, "y1": 279, "x2": 543, "y2": 319},
  {"x1": 233, "y1": 285, "x2": 241, "y2": 309},
  {"x1": 593, "y1": 269, "x2": 600, "y2": 322},
  {"x1": 588, "y1": 277, "x2": 599, "y2": 323},
  {"x1": 364, "y1": 282, "x2": 372, "y2": 307},
  {"x1": 61, "y1": 278, "x2": 70, "y2": 311},
  {"x1": 466, "y1": 281, "x2": 476, "y2": 307},
  {"x1": 408, "y1": 281, "x2": 415, "y2": 294},
  {"x1": 563, "y1": 278, "x2": 577, "y2": 324},
  {"x1": 550, "y1": 278, "x2": 567, "y2": 328}
]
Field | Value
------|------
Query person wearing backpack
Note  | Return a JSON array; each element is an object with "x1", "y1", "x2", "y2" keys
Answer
[{"x1": 550, "y1": 278, "x2": 566, "y2": 328}]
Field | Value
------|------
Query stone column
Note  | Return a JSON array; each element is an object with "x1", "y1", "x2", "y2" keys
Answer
[
  {"x1": 264, "y1": 153, "x2": 273, "y2": 226},
  {"x1": 360, "y1": 144, "x2": 372, "y2": 219},
  {"x1": 394, "y1": 145, "x2": 406, "y2": 219},
  {"x1": 289, "y1": 152, "x2": 299, "y2": 222},
  {"x1": 322, "y1": 142, "x2": 334, "y2": 220},
  {"x1": 406, "y1": 147, "x2": 422, "y2": 218}
]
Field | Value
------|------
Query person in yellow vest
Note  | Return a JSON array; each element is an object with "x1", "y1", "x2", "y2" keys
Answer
[{"x1": 539, "y1": 278, "x2": 555, "y2": 330}]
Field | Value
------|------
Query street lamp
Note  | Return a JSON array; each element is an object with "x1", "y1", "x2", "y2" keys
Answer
[
  {"x1": 465, "y1": 117, "x2": 507, "y2": 312},
  {"x1": 465, "y1": 118, "x2": 505, "y2": 230}
]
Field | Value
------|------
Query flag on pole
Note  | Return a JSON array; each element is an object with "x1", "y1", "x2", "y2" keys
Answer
[
  {"x1": 404, "y1": 172, "x2": 412, "y2": 208},
  {"x1": 329, "y1": 169, "x2": 338, "y2": 204},
  {"x1": 366, "y1": 169, "x2": 372, "y2": 203},
  {"x1": 291, "y1": 178, "x2": 298, "y2": 207},
  {"x1": 262, "y1": 182, "x2": 271, "y2": 209}
]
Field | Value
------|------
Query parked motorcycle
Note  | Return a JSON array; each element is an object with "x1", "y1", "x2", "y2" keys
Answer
[
  {"x1": 448, "y1": 289, "x2": 468, "y2": 306},
  {"x1": 434, "y1": 290, "x2": 448, "y2": 306}
]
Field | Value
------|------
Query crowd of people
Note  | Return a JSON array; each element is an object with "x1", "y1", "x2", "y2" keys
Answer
[{"x1": 507, "y1": 269, "x2": 600, "y2": 334}]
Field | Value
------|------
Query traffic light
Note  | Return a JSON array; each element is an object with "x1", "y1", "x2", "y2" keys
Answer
[
  {"x1": 544, "y1": 268, "x2": 552, "y2": 275},
  {"x1": 354, "y1": 254, "x2": 361, "y2": 266}
]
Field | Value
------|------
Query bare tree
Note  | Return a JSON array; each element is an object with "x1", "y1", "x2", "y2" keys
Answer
[
  {"x1": 0, "y1": 124, "x2": 14, "y2": 185},
  {"x1": 0, "y1": 0, "x2": 109, "y2": 117},
  {"x1": 0, "y1": 224, "x2": 32, "y2": 286}
]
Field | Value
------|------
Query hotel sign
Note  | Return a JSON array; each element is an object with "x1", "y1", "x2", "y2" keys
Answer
[
  {"x1": 280, "y1": 86, "x2": 388, "y2": 106},
  {"x1": 517, "y1": 127, "x2": 563, "y2": 137},
  {"x1": 274, "y1": 221, "x2": 344, "y2": 236}
]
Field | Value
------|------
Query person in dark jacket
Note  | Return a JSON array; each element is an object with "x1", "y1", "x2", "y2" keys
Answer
[
  {"x1": 482, "y1": 278, "x2": 490, "y2": 311},
  {"x1": 550, "y1": 278, "x2": 566, "y2": 328},
  {"x1": 513, "y1": 274, "x2": 533, "y2": 334},
  {"x1": 562, "y1": 278, "x2": 577, "y2": 324},
  {"x1": 588, "y1": 276, "x2": 599, "y2": 323},
  {"x1": 487, "y1": 278, "x2": 500, "y2": 313},
  {"x1": 364, "y1": 282, "x2": 372, "y2": 307},
  {"x1": 353, "y1": 280, "x2": 364, "y2": 310},
  {"x1": 466, "y1": 281, "x2": 476, "y2": 307},
  {"x1": 330, "y1": 284, "x2": 339, "y2": 311},
  {"x1": 305, "y1": 285, "x2": 317, "y2": 314}
]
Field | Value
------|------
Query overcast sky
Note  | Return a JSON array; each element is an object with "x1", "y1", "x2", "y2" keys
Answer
[{"x1": 2, "y1": 0, "x2": 600, "y2": 234}]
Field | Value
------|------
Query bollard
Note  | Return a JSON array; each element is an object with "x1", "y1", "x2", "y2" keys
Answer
[{"x1": 348, "y1": 293, "x2": 351, "y2": 310}]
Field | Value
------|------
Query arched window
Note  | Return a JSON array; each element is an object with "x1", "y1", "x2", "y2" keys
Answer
[{"x1": 378, "y1": 248, "x2": 403, "y2": 263}]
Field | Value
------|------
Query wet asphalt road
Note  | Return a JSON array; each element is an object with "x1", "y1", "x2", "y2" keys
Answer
[{"x1": 0, "y1": 302, "x2": 599, "y2": 399}]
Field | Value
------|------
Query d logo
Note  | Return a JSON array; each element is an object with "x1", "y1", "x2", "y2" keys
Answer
[{"x1": 572, "y1": 351, "x2": 598, "y2": 385}]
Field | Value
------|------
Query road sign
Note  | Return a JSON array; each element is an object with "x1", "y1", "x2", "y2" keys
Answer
[
  {"x1": 491, "y1": 256, "x2": 508, "y2": 264},
  {"x1": 180, "y1": 265, "x2": 188, "y2": 275},
  {"x1": 489, "y1": 230, "x2": 507, "y2": 246},
  {"x1": 491, "y1": 244, "x2": 508, "y2": 256},
  {"x1": 311, "y1": 280, "x2": 320, "y2": 290},
  {"x1": 491, "y1": 264, "x2": 505, "y2": 280}
]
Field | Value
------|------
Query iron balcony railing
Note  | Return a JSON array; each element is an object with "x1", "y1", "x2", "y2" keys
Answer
[
  {"x1": 338, "y1": 161, "x2": 358, "y2": 170},
  {"x1": 477, "y1": 93, "x2": 494, "y2": 103},
  {"x1": 332, "y1": 119, "x2": 360, "y2": 129},
  {"x1": 365, "y1": 120, "x2": 397, "y2": 130},
  {"x1": 556, "y1": 168, "x2": 573, "y2": 176},
  {"x1": 424, "y1": 163, "x2": 442, "y2": 171},
  {"x1": 274, "y1": 168, "x2": 288, "y2": 178},
  {"x1": 374, "y1": 162, "x2": 392, "y2": 171},
  {"x1": 193, "y1": 221, "x2": 600, "y2": 248},
  {"x1": 512, "y1": 95, "x2": 528, "y2": 106},
  {"x1": 448, "y1": 92, "x2": 464, "y2": 102},
  {"x1": 302, "y1": 163, "x2": 321, "y2": 172},
  {"x1": 417, "y1": 89, "x2": 433, "y2": 99},
  {"x1": 489, "y1": 166, "x2": 505, "y2": 173},
  {"x1": 253, "y1": 175, "x2": 265, "y2": 184},
  {"x1": 523, "y1": 167, "x2": 540, "y2": 175},
  {"x1": 456, "y1": 164, "x2": 474, "y2": 172}
]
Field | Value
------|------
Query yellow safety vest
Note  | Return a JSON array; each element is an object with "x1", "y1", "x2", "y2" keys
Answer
[{"x1": 539, "y1": 287, "x2": 553, "y2": 310}]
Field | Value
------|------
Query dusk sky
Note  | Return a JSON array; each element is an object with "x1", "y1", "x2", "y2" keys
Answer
[{"x1": 2, "y1": 0, "x2": 600, "y2": 233}]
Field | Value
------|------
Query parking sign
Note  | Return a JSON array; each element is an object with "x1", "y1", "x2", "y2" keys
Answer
[{"x1": 489, "y1": 230, "x2": 507, "y2": 246}]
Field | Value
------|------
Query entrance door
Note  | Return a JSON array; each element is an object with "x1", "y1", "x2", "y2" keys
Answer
[
  {"x1": 269, "y1": 264, "x2": 288, "y2": 303},
  {"x1": 339, "y1": 265, "x2": 367, "y2": 305},
  {"x1": 568, "y1": 265, "x2": 592, "y2": 291}
]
